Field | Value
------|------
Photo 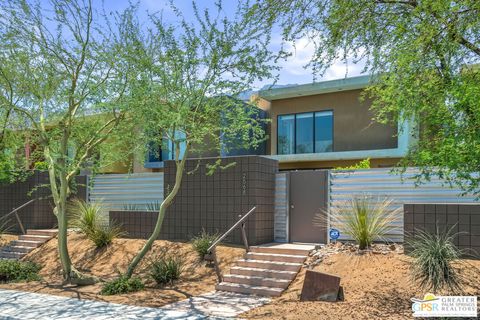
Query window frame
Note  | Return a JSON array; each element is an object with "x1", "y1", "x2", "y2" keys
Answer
[{"x1": 276, "y1": 109, "x2": 334, "y2": 155}]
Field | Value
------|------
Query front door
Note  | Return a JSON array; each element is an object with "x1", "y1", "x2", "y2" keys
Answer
[{"x1": 289, "y1": 170, "x2": 328, "y2": 243}]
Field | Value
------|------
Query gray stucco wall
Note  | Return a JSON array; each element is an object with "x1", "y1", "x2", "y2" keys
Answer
[
  {"x1": 0, "y1": 171, "x2": 87, "y2": 233},
  {"x1": 404, "y1": 203, "x2": 480, "y2": 259},
  {"x1": 111, "y1": 156, "x2": 277, "y2": 245}
]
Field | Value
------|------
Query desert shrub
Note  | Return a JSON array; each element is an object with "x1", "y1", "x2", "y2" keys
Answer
[
  {"x1": 69, "y1": 199, "x2": 124, "y2": 248},
  {"x1": 150, "y1": 255, "x2": 184, "y2": 285},
  {"x1": 0, "y1": 260, "x2": 41, "y2": 283},
  {"x1": 69, "y1": 199, "x2": 101, "y2": 234},
  {"x1": 408, "y1": 227, "x2": 464, "y2": 293},
  {"x1": 89, "y1": 223, "x2": 125, "y2": 248},
  {"x1": 101, "y1": 275, "x2": 144, "y2": 295},
  {"x1": 328, "y1": 196, "x2": 400, "y2": 250},
  {"x1": 145, "y1": 201, "x2": 160, "y2": 212},
  {"x1": 191, "y1": 229, "x2": 218, "y2": 259},
  {"x1": 334, "y1": 158, "x2": 371, "y2": 170}
]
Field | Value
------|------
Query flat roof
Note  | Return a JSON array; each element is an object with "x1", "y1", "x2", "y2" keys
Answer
[{"x1": 258, "y1": 75, "x2": 372, "y2": 101}]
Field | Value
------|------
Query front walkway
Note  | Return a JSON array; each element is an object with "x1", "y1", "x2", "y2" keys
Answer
[{"x1": 0, "y1": 289, "x2": 270, "y2": 319}]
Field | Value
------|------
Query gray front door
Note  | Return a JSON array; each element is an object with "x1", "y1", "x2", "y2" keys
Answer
[{"x1": 289, "y1": 170, "x2": 328, "y2": 243}]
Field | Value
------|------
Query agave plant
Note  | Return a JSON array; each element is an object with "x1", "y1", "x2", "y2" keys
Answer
[
  {"x1": 408, "y1": 226, "x2": 464, "y2": 293},
  {"x1": 328, "y1": 195, "x2": 401, "y2": 250}
]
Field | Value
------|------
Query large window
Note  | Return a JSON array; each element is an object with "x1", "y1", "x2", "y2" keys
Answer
[
  {"x1": 277, "y1": 114, "x2": 294, "y2": 155},
  {"x1": 146, "y1": 130, "x2": 187, "y2": 166},
  {"x1": 277, "y1": 111, "x2": 333, "y2": 155}
]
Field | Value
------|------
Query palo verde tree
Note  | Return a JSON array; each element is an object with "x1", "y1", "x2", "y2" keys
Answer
[
  {"x1": 250, "y1": 0, "x2": 480, "y2": 195},
  {"x1": 122, "y1": 1, "x2": 279, "y2": 278},
  {"x1": 0, "y1": 0, "x2": 139, "y2": 283}
]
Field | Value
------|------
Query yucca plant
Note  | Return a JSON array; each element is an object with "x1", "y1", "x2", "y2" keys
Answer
[
  {"x1": 69, "y1": 199, "x2": 102, "y2": 234},
  {"x1": 328, "y1": 195, "x2": 401, "y2": 250},
  {"x1": 69, "y1": 199, "x2": 124, "y2": 248},
  {"x1": 408, "y1": 227, "x2": 464, "y2": 293},
  {"x1": 149, "y1": 255, "x2": 184, "y2": 285},
  {"x1": 145, "y1": 201, "x2": 160, "y2": 212},
  {"x1": 90, "y1": 223, "x2": 125, "y2": 248}
]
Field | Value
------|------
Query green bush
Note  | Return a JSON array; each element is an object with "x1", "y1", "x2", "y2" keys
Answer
[
  {"x1": 334, "y1": 158, "x2": 371, "y2": 170},
  {"x1": 329, "y1": 196, "x2": 400, "y2": 250},
  {"x1": 101, "y1": 275, "x2": 144, "y2": 295},
  {"x1": 408, "y1": 227, "x2": 464, "y2": 293},
  {"x1": 191, "y1": 229, "x2": 218, "y2": 260},
  {"x1": 0, "y1": 260, "x2": 41, "y2": 283},
  {"x1": 150, "y1": 255, "x2": 184, "y2": 285},
  {"x1": 69, "y1": 199, "x2": 124, "y2": 248}
]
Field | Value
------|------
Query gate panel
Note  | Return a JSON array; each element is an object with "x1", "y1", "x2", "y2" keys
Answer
[{"x1": 289, "y1": 170, "x2": 328, "y2": 243}]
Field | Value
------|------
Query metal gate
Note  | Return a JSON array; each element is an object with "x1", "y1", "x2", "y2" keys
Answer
[{"x1": 289, "y1": 170, "x2": 329, "y2": 243}]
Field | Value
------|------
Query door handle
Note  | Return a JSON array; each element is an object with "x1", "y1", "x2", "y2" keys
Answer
[{"x1": 290, "y1": 204, "x2": 294, "y2": 209}]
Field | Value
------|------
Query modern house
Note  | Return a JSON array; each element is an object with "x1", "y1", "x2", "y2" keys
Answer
[
  {"x1": 18, "y1": 75, "x2": 415, "y2": 174},
  {"x1": 136, "y1": 75, "x2": 416, "y2": 173}
]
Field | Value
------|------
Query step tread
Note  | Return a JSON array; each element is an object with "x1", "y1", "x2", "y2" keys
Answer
[
  {"x1": 246, "y1": 252, "x2": 307, "y2": 259},
  {"x1": 7, "y1": 245, "x2": 35, "y2": 250},
  {"x1": 250, "y1": 246, "x2": 312, "y2": 255},
  {"x1": 238, "y1": 259, "x2": 302, "y2": 266},
  {"x1": 230, "y1": 266, "x2": 297, "y2": 275},
  {"x1": 0, "y1": 251, "x2": 26, "y2": 257},
  {"x1": 13, "y1": 240, "x2": 44, "y2": 244},
  {"x1": 224, "y1": 274, "x2": 290, "y2": 283},
  {"x1": 19, "y1": 235, "x2": 52, "y2": 239},
  {"x1": 217, "y1": 282, "x2": 284, "y2": 293}
]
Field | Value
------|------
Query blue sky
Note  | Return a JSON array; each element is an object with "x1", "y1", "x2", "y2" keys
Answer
[{"x1": 92, "y1": 0, "x2": 365, "y2": 87}]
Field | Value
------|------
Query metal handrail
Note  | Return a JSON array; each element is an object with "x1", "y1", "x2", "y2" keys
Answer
[
  {"x1": 206, "y1": 206, "x2": 256, "y2": 282},
  {"x1": 2, "y1": 199, "x2": 37, "y2": 235}
]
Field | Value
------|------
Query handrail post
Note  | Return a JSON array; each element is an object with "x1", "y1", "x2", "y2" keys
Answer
[
  {"x1": 205, "y1": 206, "x2": 256, "y2": 284},
  {"x1": 14, "y1": 211, "x2": 26, "y2": 235},
  {"x1": 241, "y1": 222, "x2": 249, "y2": 252},
  {"x1": 211, "y1": 247, "x2": 223, "y2": 283}
]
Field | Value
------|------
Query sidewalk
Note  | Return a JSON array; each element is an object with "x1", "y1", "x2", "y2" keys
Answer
[{"x1": 0, "y1": 289, "x2": 270, "y2": 319}]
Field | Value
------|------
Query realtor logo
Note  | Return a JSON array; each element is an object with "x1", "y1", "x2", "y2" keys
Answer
[{"x1": 411, "y1": 293, "x2": 477, "y2": 317}]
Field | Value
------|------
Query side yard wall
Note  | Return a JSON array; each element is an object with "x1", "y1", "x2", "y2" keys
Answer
[
  {"x1": 0, "y1": 171, "x2": 87, "y2": 234},
  {"x1": 110, "y1": 156, "x2": 277, "y2": 245},
  {"x1": 404, "y1": 203, "x2": 480, "y2": 258}
]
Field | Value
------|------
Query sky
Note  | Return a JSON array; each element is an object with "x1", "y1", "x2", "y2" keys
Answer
[{"x1": 58, "y1": 0, "x2": 366, "y2": 88}]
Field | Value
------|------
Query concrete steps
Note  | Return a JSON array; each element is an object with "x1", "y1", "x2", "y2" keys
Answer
[
  {"x1": 216, "y1": 282, "x2": 284, "y2": 297},
  {"x1": 0, "y1": 229, "x2": 57, "y2": 260},
  {"x1": 223, "y1": 274, "x2": 290, "y2": 288},
  {"x1": 236, "y1": 259, "x2": 302, "y2": 272},
  {"x1": 229, "y1": 266, "x2": 298, "y2": 280},
  {"x1": 245, "y1": 252, "x2": 306, "y2": 263},
  {"x1": 215, "y1": 244, "x2": 312, "y2": 297}
]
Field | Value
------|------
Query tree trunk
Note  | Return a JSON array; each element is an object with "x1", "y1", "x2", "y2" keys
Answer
[
  {"x1": 56, "y1": 201, "x2": 73, "y2": 278},
  {"x1": 44, "y1": 146, "x2": 73, "y2": 279},
  {"x1": 125, "y1": 144, "x2": 188, "y2": 278}
]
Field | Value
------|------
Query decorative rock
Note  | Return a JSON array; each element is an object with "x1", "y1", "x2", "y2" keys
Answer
[{"x1": 300, "y1": 270, "x2": 341, "y2": 302}]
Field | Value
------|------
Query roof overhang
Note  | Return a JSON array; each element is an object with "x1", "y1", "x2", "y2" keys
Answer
[{"x1": 258, "y1": 75, "x2": 372, "y2": 101}]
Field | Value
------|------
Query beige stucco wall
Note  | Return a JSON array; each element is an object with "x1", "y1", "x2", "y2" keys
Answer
[
  {"x1": 278, "y1": 157, "x2": 402, "y2": 170},
  {"x1": 257, "y1": 89, "x2": 398, "y2": 155}
]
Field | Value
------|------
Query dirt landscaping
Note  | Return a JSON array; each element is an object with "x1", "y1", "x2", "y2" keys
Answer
[
  {"x1": 0, "y1": 234, "x2": 17, "y2": 247},
  {"x1": 0, "y1": 232, "x2": 244, "y2": 308},
  {"x1": 242, "y1": 251, "x2": 480, "y2": 320}
]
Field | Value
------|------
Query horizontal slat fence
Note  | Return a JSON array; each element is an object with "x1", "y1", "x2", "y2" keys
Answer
[
  {"x1": 88, "y1": 173, "x2": 164, "y2": 214},
  {"x1": 274, "y1": 173, "x2": 289, "y2": 242},
  {"x1": 330, "y1": 168, "x2": 478, "y2": 242}
]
